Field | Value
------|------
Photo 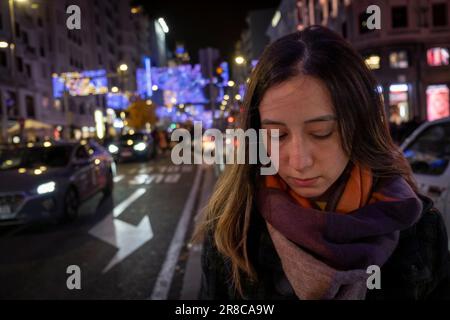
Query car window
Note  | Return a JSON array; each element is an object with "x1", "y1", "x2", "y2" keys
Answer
[
  {"x1": 404, "y1": 122, "x2": 450, "y2": 175},
  {"x1": 0, "y1": 146, "x2": 73, "y2": 170},
  {"x1": 75, "y1": 145, "x2": 90, "y2": 159}
]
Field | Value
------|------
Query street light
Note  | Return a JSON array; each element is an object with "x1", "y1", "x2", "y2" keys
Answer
[
  {"x1": 235, "y1": 56, "x2": 245, "y2": 65},
  {"x1": 118, "y1": 64, "x2": 128, "y2": 72},
  {"x1": 0, "y1": 41, "x2": 9, "y2": 48},
  {"x1": 157, "y1": 18, "x2": 169, "y2": 33}
]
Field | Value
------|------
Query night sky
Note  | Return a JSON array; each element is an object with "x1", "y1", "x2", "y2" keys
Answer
[{"x1": 135, "y1": 0, "x2": 281, "y2": 63}]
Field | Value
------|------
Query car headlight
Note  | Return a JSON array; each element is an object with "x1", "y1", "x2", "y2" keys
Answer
[
  {"x1": 133, "y1": 142, "x2": 147, "y2": 151},
  {"x1": 37, "y1": 181, "x2": 56, "y2": 195},
  {"x1": 108, "y1": 144, "x2": 119, "y2": 154}
]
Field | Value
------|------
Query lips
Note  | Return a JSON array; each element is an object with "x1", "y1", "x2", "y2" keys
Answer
[{"x1": 289, "y1": 176, "x2": 319, "y2": 187}]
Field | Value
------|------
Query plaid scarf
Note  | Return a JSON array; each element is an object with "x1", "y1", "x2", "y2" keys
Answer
[{"x1": 256, "y1": 163, "x2": 422, "y2": 299}]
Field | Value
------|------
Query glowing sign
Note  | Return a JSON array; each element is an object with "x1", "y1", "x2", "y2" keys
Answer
[
  {"x1": 427, "y1": 85, "x2": 449, "y2": 121},
  {"x1": 107, "y1": 93, "x2": 129, "y2": 110},
  {"x1": 52, "y1": 69, "x2": 108, "y2": 98},
  {"x1": 136, "y1": 57, "x2": 153, "y2": 98},
  {"x1": 151, "y1": 64, "x2": 208, "y2": 105}
]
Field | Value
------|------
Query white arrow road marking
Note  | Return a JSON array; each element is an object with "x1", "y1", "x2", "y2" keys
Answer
[
  {"x1": 113, "y1": 175, "x2": 124, "y2": 183},
  {"x1": 150, "y1": 166, "x2": 203, "y2": 300},
  {"x1": 113, "y1": 188, "x2": 147, "y2": 218},
  {"x1": 88, "y1": 188, "x2": 153, "y2": 273}
]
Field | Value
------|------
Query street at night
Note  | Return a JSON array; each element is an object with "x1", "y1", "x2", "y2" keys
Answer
[{"x1": 0, "y1": 156, "x2": 210, "y2": 299}]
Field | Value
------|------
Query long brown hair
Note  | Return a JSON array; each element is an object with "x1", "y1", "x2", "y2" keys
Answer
[{"x1": 194, "y1": 25, "x2": 417, "y2": 297}]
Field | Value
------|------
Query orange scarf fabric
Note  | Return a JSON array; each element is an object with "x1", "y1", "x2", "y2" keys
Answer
[{"x1": 265, "y1": 164, "x2": 375, "y2": 213}]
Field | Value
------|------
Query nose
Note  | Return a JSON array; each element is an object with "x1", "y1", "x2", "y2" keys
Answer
[{"x1": 288, "y1": 134, "x2": 314, "y2": 172}]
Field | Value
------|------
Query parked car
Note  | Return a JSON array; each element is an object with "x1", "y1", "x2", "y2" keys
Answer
[
  {"x1": 401, "y1": 117, "x2": 450, "y2": 245},
  {"x1": 0, "y1": 140, "x2": 115, "y2": 225},
  {"x1": 107, "y1": 132, "x2": 157, "y2": 162}
]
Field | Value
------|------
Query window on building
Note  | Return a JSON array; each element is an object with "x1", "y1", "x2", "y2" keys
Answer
[
  {"x1": 389, "y1": 51, "x2": 409, "y2": 68},
  {"x1": 16, "y1": 57, "x2": 23, "y2": 72},
  {"x1": 25, "y1": 95, "x2": 35, "y2": 118},
  {"x1": 15, "y1": 22, "x2": 21, "y2": 37},
  {"x1": 25, "y1": 64, "x2": 32, "y2": 78},
  {"x1": 432, "y1": 3, "x2": 448, "y2": 27},
  {"x1": 0, "y1": 51, "x2": 7, "y2": 67},
  {"x1": 6, "y1": 91, "x2": 19, "y2": 118},
  {"x1": 391, "y1": 6, "x2": 408, "y2": 28},
  {"x1": 22, "y1": 31, "x2": 29, "y2": 45},
  {"x1": 427, "y1": 47, "x2": 450, "y2": 66},
  {"x1": 389, "y1": 84, "x2": 410, "y2": 124},
  {"x1": 364, "y1": 54, "x2": 381, "y2": 69}
]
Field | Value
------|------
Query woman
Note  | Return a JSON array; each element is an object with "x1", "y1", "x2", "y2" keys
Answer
[{"x1": 196, "y1": 26, "x2": 450, "y2": 300}]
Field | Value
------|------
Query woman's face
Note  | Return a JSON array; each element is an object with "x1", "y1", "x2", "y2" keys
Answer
[{"x1": 259, "y1": 75, "x2": 349, "y2": 199}]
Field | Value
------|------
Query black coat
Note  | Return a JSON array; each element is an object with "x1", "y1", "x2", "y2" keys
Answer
[{"x1": 199, "y1": 195, "x2": 450, "y2": 300}]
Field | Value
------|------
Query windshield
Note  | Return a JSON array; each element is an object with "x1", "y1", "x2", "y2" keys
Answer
[
  {"x1": 0, "y1": 146, "x2": 73, "y2": 171},
  {"x1": 404, "y1": 123, "x2": 450, "y2": 175}
]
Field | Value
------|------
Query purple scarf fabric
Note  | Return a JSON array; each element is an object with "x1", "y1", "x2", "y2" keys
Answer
[{"x1": 256, "y1": 176, "x2": 423, "y2": 271}]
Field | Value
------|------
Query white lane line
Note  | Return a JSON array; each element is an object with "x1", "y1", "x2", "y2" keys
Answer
[
  {"x1": 113, "y1": 188, "x2": 147, "y2": 218},
  {"x1": 113, "y1": 175, "x2": 125, "y2": 183},
  {"x1": 150, "y1": 166, "x2": 203, "y2": 300}
]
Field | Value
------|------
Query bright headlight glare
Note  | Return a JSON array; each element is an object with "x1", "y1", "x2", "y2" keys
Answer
[
  {"x1": 37, "y1": 181, "x2": 56, "y2": 195},
  {"x1": 108, "y1": 144, "x2": 119, "y2": 153},
  {"x1": 133, "y1": 142, "x2": 147, "y2": 151}
]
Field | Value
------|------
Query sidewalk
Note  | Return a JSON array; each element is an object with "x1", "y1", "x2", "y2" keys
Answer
[{"x1": 180, "y1": 164, "x2": 218, "y2": 299}]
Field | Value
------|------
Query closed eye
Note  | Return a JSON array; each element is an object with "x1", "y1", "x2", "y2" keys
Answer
[{"x1": 311, "y1": 132, "x2": 333, "y2": 139}]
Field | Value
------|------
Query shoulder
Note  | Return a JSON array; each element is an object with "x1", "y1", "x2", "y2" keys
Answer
[{"x1": 367, "y1": 194, "x2": 450, "y2": 300}]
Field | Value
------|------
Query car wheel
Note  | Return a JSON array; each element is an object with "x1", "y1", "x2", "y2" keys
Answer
[
  {"x1": 62, "y1": 187, "x2": 79, "y2": 222},
  {"x1": 103, "y1": 170, "x2": 114, "y2": 196}
]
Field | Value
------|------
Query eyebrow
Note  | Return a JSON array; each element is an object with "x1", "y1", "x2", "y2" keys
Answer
[{"x1": 261, "y1": 115, "x2": 337, "y2": 126}]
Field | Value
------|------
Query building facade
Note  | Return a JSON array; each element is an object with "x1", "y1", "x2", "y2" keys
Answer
[
  {"x1": 0, "y1": 0, "x2": 159, "y2": 142},
  {"x1": 266, "y1": 0, "x2": 450, "y2": 123}
]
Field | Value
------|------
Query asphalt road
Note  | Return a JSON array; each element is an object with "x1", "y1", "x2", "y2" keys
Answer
[{"x1": 0, "y1": 155, "x2": 203, "y2": 299}]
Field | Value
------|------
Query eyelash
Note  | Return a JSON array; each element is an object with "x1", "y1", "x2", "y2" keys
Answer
[{"x1": 276, "y1": 132, "x2": 333, "y2": 140}]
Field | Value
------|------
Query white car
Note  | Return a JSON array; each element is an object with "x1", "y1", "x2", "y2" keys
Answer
[{"x1": 401, "y1": 117, "x2": 450, "y2": 246}]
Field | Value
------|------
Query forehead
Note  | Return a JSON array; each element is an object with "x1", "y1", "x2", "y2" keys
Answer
[{"x1": 259, "y1": 75, "x2": 334, "y2": 121}]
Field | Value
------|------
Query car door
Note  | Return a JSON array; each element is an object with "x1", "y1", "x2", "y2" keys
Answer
[
  {"x1": 72, "y1": 144, "x2": 95, "y2": 200},
  {"x1": 402, "y1": 121, "x2": 450, "y2": 238}
]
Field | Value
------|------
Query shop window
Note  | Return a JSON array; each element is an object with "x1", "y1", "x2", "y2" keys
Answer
[
  {"x1": 389, "y1": 84, "x2": 410, "y2": 124},
  {"x1": 364, "y1": 54, "x2": 381, "y2": 70},
  {"x1": 389, "y1": 51, "x2": 409, "y2": 68},
  {"x1": 427, "y1": 47, "x2": 450, "y2": 66},
  {"x1": 391, "y1": 6, "x2": 408, "y2": 28},
  {"x1": 432, "y1": 3, "x2": 448, "y2": 27},
  {"x1": 427, "y1": 85, "x2": 449, "y2": 121}
]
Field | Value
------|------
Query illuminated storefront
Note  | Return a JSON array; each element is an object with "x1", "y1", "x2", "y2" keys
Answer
[
  {"x1": 427, "y1": 85, "x2": 450, "y2": 121},
  {"x1": 389, "y1": 84, "x2": 410, "y2": 124}
]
